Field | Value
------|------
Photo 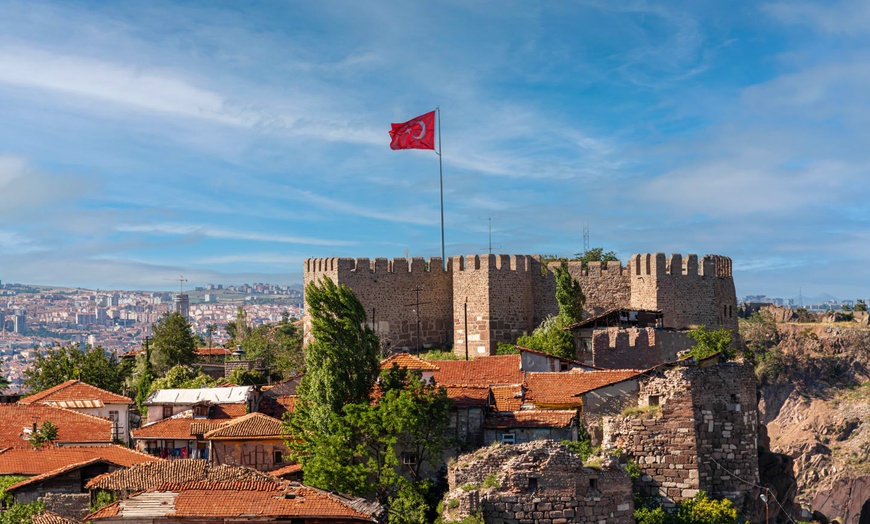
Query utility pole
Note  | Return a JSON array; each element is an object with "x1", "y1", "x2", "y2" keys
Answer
[
  {"x1": 583, "y1": 223, "x2": 590, "y2": 256},
  {"x1": 404, "y1": 286, "x2": 431, "y2": 355}
]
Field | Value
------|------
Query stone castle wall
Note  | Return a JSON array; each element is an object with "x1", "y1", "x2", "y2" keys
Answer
[
  {"x1": 587, "y1": 327, "x2": 694, "y2": 369},
  {"x1": 303, "y1": 257, "x2": 453, "y2": 352},
  {"x1": 303, "y1": 252, "x2": 737, "y2": 357}
]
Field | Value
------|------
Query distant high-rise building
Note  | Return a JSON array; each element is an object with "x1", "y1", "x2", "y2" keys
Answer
[
  {"x1": 173, "y1": 293, "x2": 190, "y2": 320},
  {"x1": 12, "y1": 313, "x2": 26, "y2": 334}
]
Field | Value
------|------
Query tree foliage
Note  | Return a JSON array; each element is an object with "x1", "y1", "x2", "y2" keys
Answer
[
  {"x1": 686, "y1": 326, "x2": 734, "y2": 361},
  {"x1": 226, "y1": 367, "x2": 267, "y2": 386},
  {"x1": 855, "y1": 299, "x2": 868, "y2": 312},
  {"x1": 239, "y1": 317, "x2": 304, "y2": 379},
  {"x1": 28, "y1": 421, "x2": 58, "y2": 449},
  {"x1": 285, "y1": 366, "x2": 452, "y2": 506},
  {"x1": 24, "y1": 344, "x2": 132, "y2": 394},
  {"x1": 148, "y1": 365, "x2": 215, "y2": 394},
  {"x1": 572, "y1": 247, "x2": 618, "y2": 268},
  {"x1": 515, "y1": 261, "x2": 584, "y2": 360},
  {"x1": 298, "y1": 276, "x2": 380, "y2": 431},
  {"x1": 739, "y1": 311, "x2": 780, "y2": 363},
  {"x1": 150, "y1": 312, "x2": 197, "y2": 375},
  {"x1": 635, "y1": 492, "x2": 737, "y2": 524}
]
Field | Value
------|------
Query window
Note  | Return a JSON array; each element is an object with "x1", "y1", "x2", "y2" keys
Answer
[
  {"x1": 648, "y1": 395, "x2": 660, "y2": 407},
  {"x1": 193, "y1": 405, "x2": 209, "y2": 418},
  {"x1": 526, "y1": 477, "x2": 538, "y2": 494},
  {"x1": 402, "y1": 452, "x2": 418, "y2": 465},
  {"x1": 500, "y1": 433, "x2": 515, "y2": 445},
  {"x1": 589, "y1": 478, "x2": 598, "y2": 491},
  {"x1": 274, "y1": 451, "x2": 284, "y2": 464},
  {"x1": 108, "y1": 410, "x2": 118, "y2": 422},
  {"x1": 560, "y1": 361, "x2": 569, "y2": 372},
  {"x1": 162, "y1": 406, "x2": 173, "y2": 419}
]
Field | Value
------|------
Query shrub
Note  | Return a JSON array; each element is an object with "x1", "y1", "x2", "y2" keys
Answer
[
  {"x1": 621, "y1": 405, "x2": 661, "y2": 419},
  {"x1": 481, "y1": 474, "x2": 500, "y2": 489}
]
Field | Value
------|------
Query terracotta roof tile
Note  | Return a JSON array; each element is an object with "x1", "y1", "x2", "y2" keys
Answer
[
  {"x1": 195, "y1": 347, "x2": 232, "y2": 356},
  {"x1": 258, "y1": 395, "x2": 297, "y2": 418},
  {"x1": 380, "y1": 353, "x2": 439, "y2": 371},
  {"x1": 483, "y1": 410, "x2": 578, "y2": 429},
  {"x1": 432, "y1": 355, "x2": 523, "y2": 387},
  {"x1": 87, "y1": 482, "x2": 383, "y2": 522},
  {"x1": 20, "y1": 380, "x2": 132, "y2": 405},
  {"x1": 0, "y1": 404, "x2": 114, "y2": 447},
  {"x1": 443, "y1": 386, "x2": 490, "y2": 408},
  {"x1": 203, "y1": 412, "x2": 284, "y2": 440},
  {"x1": 85, "y1": 460, "x2": 274, "y2": 491},
  {"x1": 6, "y1": 458, "x2": 108, "y2": 492},
  {"x1": 490, "y1": 385, "x2": 524, "y2": 412},
  {"x1": 270, "y1": 463, "x2": 303, "y2": 478},
  {"x1": 0, "y1": 445, "x2": 160, "y2": 476},
  {"x1": 132, "y1": 403, "x2": 248, "y2": 441},
  {"x1": 31, "y1": 511, "x2": 81, "y2": 524},
  {"x1": 524, "y1": 370, "x2": 643, "y2": 408}
]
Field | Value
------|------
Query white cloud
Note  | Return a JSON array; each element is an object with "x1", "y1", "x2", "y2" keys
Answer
[
  {"x1": 115, "y1": 223, "x2": 357, "y2": 247},
  {"x1": 763, "y1": 0, "x2": 870, "y2": 36},
  {"x1": 0, "y1": 155, "x2": 88, "y2": 216}
]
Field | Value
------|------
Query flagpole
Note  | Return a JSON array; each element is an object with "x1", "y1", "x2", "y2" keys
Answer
[{"x1": 436, "y1": 106, "x2": 445, "y2": 269}]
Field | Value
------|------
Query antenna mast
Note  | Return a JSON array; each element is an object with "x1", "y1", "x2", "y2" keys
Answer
[{"x1": 583, "y1": 223, "x2": 590, "y2": 255}]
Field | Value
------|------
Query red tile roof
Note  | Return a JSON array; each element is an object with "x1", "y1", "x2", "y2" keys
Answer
[
  {"x1": 483, "y1": 410, "x2": 578, "y2": 429},
  {"x1": 19, "y1": 380, "x2": 132, "y2": 405},
  {"x1": 490, "y1": 385, "x2": 523, "y2": 412},
  {"x1": 258, "y1": 395, "x2": 297, "y2": 418},
  {"x1": 380, "y1": 353, "x2": 439, "y2": 371},
  {"x1": 443, "y1": 386, "x2": 490, "y2": 408},
  {"x1": 6, "y1": 458, "x2": 108, "y2": 492},
  {"x1": 432, "y1": 355, "x2": 524, "y2": 387},
  {"x1": 31, "y1": 512, "x2": 81, "y2": 524},
  {"x1": 0, "y1": 445, "x2": 159, "y2": 476},
  {"x1": 269, "y1": 463, "x2": 303, "y2": 478},
  {"x1": 85, "y1": 460, "x2": 274, "y2": 491},
  {"x1": 132, "y1": 403, "x2": 249, "y2": 440},
  {"x1": 87, "y1": 481, "x2": 383, "y2": 522},
  {"x1": 203, "y1": 413, "x2": 284, "y2": 440},
  {"x1": 0, "y1": 404, "x2": 114, "y2": 447},
  {"x1": 523, "y1": 370, "x2": 643, "y2": 408},
  {"x1": 196, "y1": 347, "x2": 233, "y2": 356}
]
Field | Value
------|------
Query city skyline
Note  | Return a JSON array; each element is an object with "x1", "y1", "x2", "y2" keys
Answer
[{"x1": 1, "y1": 1, "x2": 867, "y2": 298}]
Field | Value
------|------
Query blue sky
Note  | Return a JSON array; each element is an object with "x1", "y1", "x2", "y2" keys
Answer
[{"x1": 0, "y1": 1, "x2": 867, "y2": 299}]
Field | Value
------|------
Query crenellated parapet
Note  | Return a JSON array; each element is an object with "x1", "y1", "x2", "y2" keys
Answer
[
  {"x1": 628, "y1": 253, "x2": 733, "y2": 278},
  {"x1": 304, "y1": 256, "x2": 450, "y2": 275},
  {"x1": 452, "y1": 254, "x2": 532, "y2": 272}
]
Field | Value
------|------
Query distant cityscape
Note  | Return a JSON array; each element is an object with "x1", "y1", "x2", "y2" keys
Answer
[
  {"x1": 741, "y1": 294, "x2": 866, "y2": 310},
  {"x1": 0, "y1": 279, "x2": 303, "y2": 390}
]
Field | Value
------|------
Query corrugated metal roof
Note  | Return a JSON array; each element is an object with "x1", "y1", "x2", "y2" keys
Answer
[{"x1": 144, "y1": 386, "x2": 252, "y2": 405}]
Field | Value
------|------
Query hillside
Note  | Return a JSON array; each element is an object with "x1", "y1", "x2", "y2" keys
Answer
[{"x1": 750, "y1": 315, "x2": 870, "y2": 523}]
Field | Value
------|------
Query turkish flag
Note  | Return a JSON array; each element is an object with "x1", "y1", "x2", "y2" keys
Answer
[{"x1": 389, "y1": 111, "x2": 435, "y2": 150}]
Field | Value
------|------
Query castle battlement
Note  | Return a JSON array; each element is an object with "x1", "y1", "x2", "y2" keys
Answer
[
  {"x1": 453, "y1": 254, "x2": 532, "y2": 272},
  {"x1": 542, "y1": 258, "x2": 627, "y2": 277},
  {"x1": 304, "y1": 256, "x2": 450, "y2": 274},
  {"x1": 628, "y1": 253, "x2": 732, "y2": 278}
]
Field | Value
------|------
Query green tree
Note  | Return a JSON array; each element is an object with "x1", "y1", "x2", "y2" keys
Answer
[
  {"x1": 24, "y1": 345, "x2": 132, "y2": 394},
  {"x1": 148, "y1": 365, "x2": 215, "y2": 394},
  {"x1": 135, "y1": 343, "x2": 155, "y2": 413},
  {"x1": 150, "y1": 312, "x2": 197, "y2": 375},
  {"x1": 686, "y1": 326, "x2": 734, "y2": 361},
  {"x1": 855, "y1": 299, "x2": 868, "y2": 312},
  {"x1": 572, "y1": 247, "x2": 618, "y2": 268},
  {"x1": 240, "y1": 319, "x2": 304, "y2": 379},
  {"x1": 226, "y1": 307, "x2": 252, "y2": 347},
  {"x1": 28, "y1": 421, "x2": 58, "y2": 449},
  {"x1": 739, "y1": 311, "x2": 779, "y2": 362},
  {"x1": 297, "y1": 276, "x2": 380, "y2": 431},
  {"x1": 515, "y1": 261, "x2": 584, "y2": 359},
  {"x1": 226, "y1": 367, "x2": 267, "y2": 386},
  {"x1": 285, "y1": 366, "x2": 452, "y2": 506}
]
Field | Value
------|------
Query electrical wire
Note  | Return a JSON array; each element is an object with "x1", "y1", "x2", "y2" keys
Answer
[{"x1": 708, "y1": 455, "x2": 798, "y2": 524}]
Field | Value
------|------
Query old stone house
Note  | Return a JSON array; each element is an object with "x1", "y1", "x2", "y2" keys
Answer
[
  {"x1": 603, "y1": 355, "x2": 759, "y2": 509},
  {"x1": 441, "y1": 440, "x2": 634, "y2": 524},
  {"x1": 86, "y1": 479, "x2": 385, "y2": 524},
  {"x1": 203, "y1": 412, "x2": 291, "y2": 473},
  {"x1": 19, "y1": 380, "x2": 134, "y2": 444}
]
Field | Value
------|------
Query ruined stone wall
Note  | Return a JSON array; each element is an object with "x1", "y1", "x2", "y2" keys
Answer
[
  {"x1": 629, "y1": 253, "x2": 738, "y2": 332},
  {"x1": 690, "y1": 361, "x2": 759, "y2": 508},
  {"x1": 443, "y1": 440, "x2": 633, "y2": 524},
  {"x1": 43, "y1": 493, "x2": 91, "y2": 520},
  {"x1": 589, "y1": 328, "x2": 694, "y2": 369},
  {"x1": 603, "y1": 361, "x2": 759, "y2": 507},
  {"x1": 304, "y1": 257, "x2": 453, "y2": 352}
]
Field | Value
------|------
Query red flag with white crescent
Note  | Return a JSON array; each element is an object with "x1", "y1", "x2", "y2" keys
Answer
[{"x1": 389, "y1": 111, "x2": 435, "y2": 150}]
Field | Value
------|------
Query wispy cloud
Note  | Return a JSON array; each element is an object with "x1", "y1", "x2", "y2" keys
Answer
[{"x1": 116, "y1": 223, "x2": 357, "y2": 247}]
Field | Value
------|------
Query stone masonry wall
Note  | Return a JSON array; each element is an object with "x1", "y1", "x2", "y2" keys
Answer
[
  {"x1": 602, "y1": 360, "x2": 759, "y2": 508},
  {"x1": 43, "y1": 493, "x2": 91, "y2": 520},
  {"x1": 690, "y1": 361, "x2": 759, "y2": 508},
  {"x1": 443, "y1": 440, "x2": 633, "y2": 524},
  {"x1": 588, "y1": 328, "x2": 694, "y2": 369},
  {"x1": 303, "y1": 253, "x2": 737, "y2": 359},
  {"x1": 304, "y1": 257, "x2": 453, "y2": 352}
]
